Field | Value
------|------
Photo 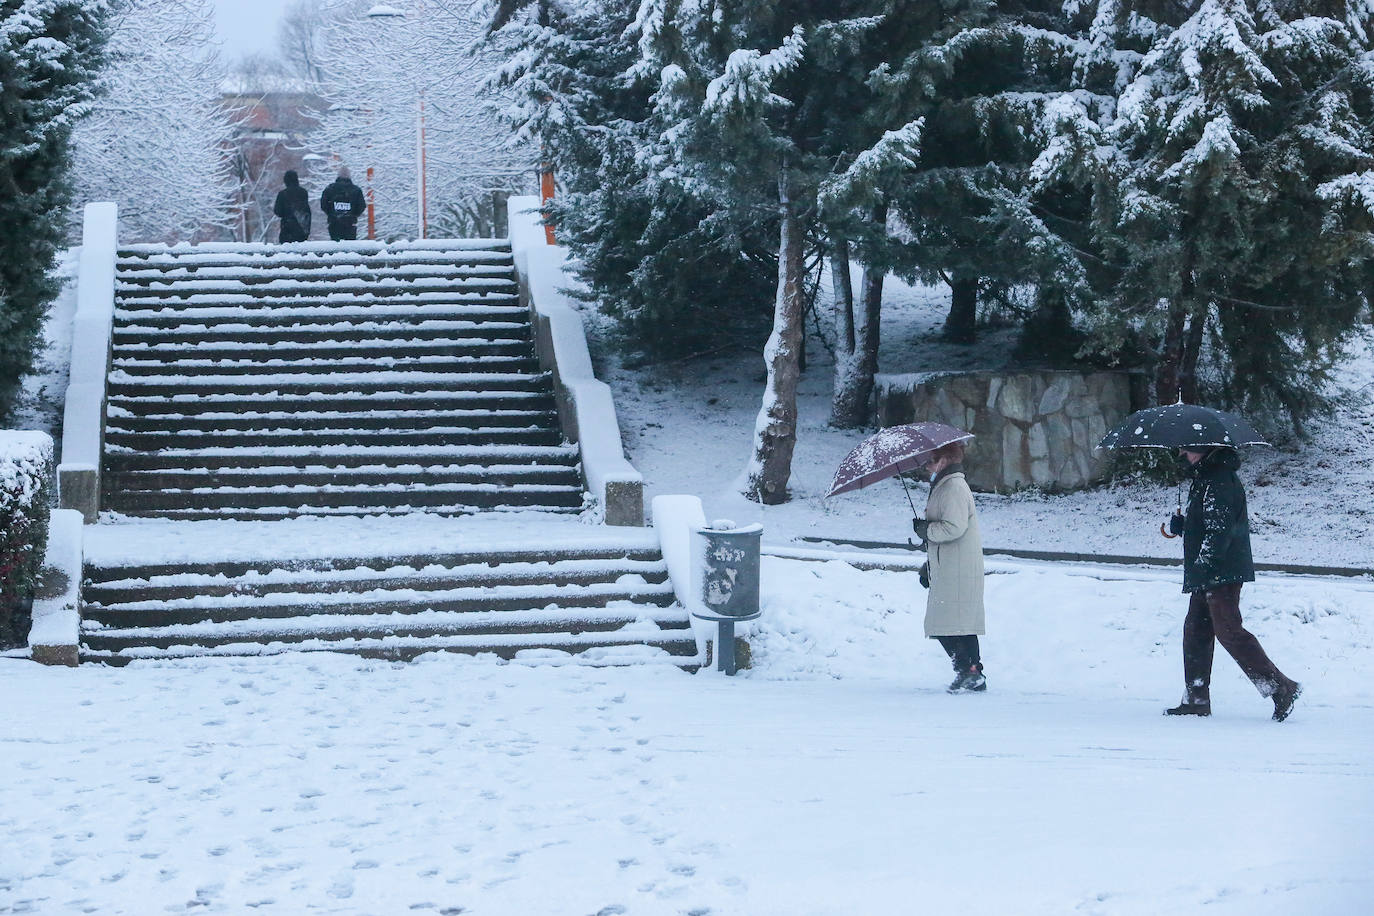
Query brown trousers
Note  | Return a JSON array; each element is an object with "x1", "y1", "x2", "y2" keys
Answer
[{"x1": 1182, "y1": 583, "x2": 1293, "y2": 701}]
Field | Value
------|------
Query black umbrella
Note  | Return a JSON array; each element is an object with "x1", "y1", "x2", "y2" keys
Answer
[{"x1": 1097, "y1": 403, "x2": 1269, "y2": 451}]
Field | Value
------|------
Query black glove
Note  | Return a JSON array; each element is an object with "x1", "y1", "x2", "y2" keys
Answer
[
  {"x1": 919, "y1": 561, "x2": 930, "y2": 589},
  {"x1": 912, "y1": 518, "x2": 930, "y2": 541},
  {"x1": 1168, "y1": 512, "x2": 1185, "y2": 536}
]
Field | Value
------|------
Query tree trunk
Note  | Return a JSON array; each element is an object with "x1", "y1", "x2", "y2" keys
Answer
[
  {"x1": 832, "y1": 236, "x2": 855, "y2": 352},
  {"x1": 1155, "y1": 303, "x2": 1186, "y2": 404},
  {"x1": 744, "y1": 169, "x2": 806, "y2": 504},
  {"x1": 1156, "y1": 251, "x2": 1197, "y2": 404},
  {"x1": 944, "y1": 275, "x2": 977, "y2": 344},
  {"x1": 830, "y1": 202, "x2": 886, "y2": 428},
  {"x1": 1179, "y1": 300, "x2": 1209, "y2": 404},
  {"x1": 829, "y1": 234, "x2": 861, "y2": 426}
]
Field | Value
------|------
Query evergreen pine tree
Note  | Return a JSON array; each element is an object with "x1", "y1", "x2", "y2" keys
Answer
[
  {"x1": 627, "y1": 1, "x2": 886, "y2": 502},
  {"x1": 489, "y1": 3, "x2": 778, "y2": 358},
  {"x1": 0, "y1": 0, "x2": 108, "y2": 420},
  {"x1": 1037, "y1": 0, "x2": 1374, "y2": 426}
]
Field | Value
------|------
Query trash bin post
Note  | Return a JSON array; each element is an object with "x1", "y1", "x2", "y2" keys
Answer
[{"x1": 690, "y1": 520, "x2": 763, "y2": 676}]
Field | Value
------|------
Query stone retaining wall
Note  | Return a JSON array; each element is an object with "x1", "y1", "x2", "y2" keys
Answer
[{"x1": 874, "y1": 370, "x2": 1140, "y2": 492}]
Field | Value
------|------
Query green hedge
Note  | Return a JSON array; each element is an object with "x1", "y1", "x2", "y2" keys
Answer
[{"x1": 1, "y1": 431, "x2": 54, "y2": 649}]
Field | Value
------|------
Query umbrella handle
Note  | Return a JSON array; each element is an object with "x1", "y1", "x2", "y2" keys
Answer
[{"x1": 1159, "y1": 522, "x2": 1179, "y2": 539}]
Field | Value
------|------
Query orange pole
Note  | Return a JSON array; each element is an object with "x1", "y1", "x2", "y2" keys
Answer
[
  {"x1": 540, "y1": 163, "x2": 556, "y2": 245},
  {"x1": 366, "y1": 165, "x2": 376, "y2": 240}
]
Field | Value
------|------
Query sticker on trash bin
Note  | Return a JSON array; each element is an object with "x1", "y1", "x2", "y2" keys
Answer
[
  {"x1": 692, "y1": 525, "x2": 762, "y2": 618},
  {"x1": 704, "y1": 543, "x2": 746, "y2": 606}
]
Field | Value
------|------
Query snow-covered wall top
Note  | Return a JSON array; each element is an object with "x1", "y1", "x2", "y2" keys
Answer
[
  {"x1": 60, "y1": 203, "x2": 118, "y2": 471},
  {"x1": 508, "y1": 196, "x2": 644, "y2": 525}
]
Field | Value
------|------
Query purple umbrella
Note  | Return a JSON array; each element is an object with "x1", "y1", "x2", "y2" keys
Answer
[{"x1": 828, "y1": 422, "x2": 975, "y2": 497}]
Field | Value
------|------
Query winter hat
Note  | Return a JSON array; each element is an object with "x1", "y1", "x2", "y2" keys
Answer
[
  {"x1": 338, "y1": 166, "x2": 352, "y2": 180},
  {"x1": 284, "y1": 170, "x2": 299, "y2": 186}
]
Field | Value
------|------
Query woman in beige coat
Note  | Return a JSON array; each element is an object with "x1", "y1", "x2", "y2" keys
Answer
[{"x1": 914, "y1": 442, "x2": 986, "y2": 692}]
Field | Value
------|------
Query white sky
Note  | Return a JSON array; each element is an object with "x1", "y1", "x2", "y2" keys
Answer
[{"x1": 213, "y1": 0, "x2": 291, "y2": 59}]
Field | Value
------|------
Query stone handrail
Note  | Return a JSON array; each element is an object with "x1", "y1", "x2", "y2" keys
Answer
[
  {"x1": 57, "y1": 202, "x2": 118, "y2": 523},
  {"x1": 506, "y1": 196, "x2": 644, "y2": 526}
]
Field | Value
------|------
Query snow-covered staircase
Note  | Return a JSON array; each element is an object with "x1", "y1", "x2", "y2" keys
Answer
[
  {"x1": 79, "y1": 519, "x2": 698, "y2": 666},
  {"x1": 82, "y1": 241, "x2": 699, "y2": 667},
  {"x1": 103, "y1": 241, "x2": 583, "y2": 519}
]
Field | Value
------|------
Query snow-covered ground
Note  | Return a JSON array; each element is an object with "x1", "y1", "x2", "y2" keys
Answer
[
  {"x1": 600, "y1": 277, "x2": 1374, "y2": 569},
  {"x1": 4, "y1": 554, "x2": 1371, "y2": 914},
  {"x1": 4, "y1": 250, "x2": 1370, "y2": 914},
  {"x1": 7, "y1": 248, "x2": 79, "y2": 438}
]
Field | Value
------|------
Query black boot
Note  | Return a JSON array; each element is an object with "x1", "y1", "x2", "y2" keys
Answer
[
  {"x1": 1165, "y1": 685, "x2": 1210, "y2": 717},
  {"x1": 948, "y1": 663, "x2": 986, "y2": 693},
  {"x1": 1272, "y1": 681, "x2": 1302, "y2": 722}
]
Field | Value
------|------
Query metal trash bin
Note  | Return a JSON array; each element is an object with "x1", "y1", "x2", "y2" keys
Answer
[{"x1": 690, "y1": 520, "x2": 763, "y2": 673}]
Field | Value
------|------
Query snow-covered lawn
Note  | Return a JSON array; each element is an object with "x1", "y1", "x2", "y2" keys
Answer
[
  {"x1": 601, "y1": 277, "x2": 1374, "y2": 569},
  {"x1": 5, "y1": 555, "x2": 1371, "y2": 914}
]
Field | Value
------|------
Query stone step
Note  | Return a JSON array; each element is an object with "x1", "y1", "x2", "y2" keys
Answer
[
  {"x1": 80, "y1": 630, "x2": 701, "y2": 666},
  {"x1": 104, "y1": 464, "x2": 583, "y2": 495},
  {"x1": 106, "y1": 390, "x2": 555, "y2": 416},
  {"x1": 105, "y1": 408, "x2": 558, "y2": 433},
  {"x1": 107, "y1": 370, "x2": 552, "y2": 397},
  {"x1": 114, "y1": 301, "x2": 525, "y2": 325},
  {"x1": 104, "y1": 482, "x2": 586, "y2": 512},
  {"x1": 118, "y1": 292, "x2": 519, "y2": 317},
  {"x1": 109, "y1": 355, "x2": 541, "y2": 377},
  {"x1": 118, "y1": 240, "x2": 511, "y2": 262},
  {"x1": 81, "y1": 605, "x2": 690, "y2": 652},
  {"x1": 83, "y1": 587, "x2": 673, "y2": 631},
  {"x1": 103, "y1": 444, "x2": 580, "y2": 472},
  {"x1": 105, "y1": 427, "x2": 566, "y2": 452},
  {"x1": 85, "y1": 556, "x2": 664, "y2": 606},
  {"x1": 111, "y1": 339, "x2": 534, "y2": 362},
  {"x1": 117, "y1": 263, "x2": 515, "y2": 285},
  {"x1": 113, "y1": 320, "x2": 531, "y2": 346},
  {"x1": 84, "y1": 542, "x2": 665, "y2": 583},
  {"x1": 104, "y1": 504, "x2": 584, "y2": 522}
]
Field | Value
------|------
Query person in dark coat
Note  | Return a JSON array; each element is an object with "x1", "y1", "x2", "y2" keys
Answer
[
  {"x1": 320, "y1": 167, "x2": 366, "y2": 241},
  {"x1": 1165, "y1": 445, "x2": 1301, "y2": 721},
  {"x1": 272, "y1": 170, "x2": 311, "y2": 243}
]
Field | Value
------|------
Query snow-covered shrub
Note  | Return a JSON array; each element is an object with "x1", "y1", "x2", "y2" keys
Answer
[
  {"x1": 0, "y1": 0, "x2": 107, "y2": 420},
  {"x1": 0, "y1": 432, "x2": 54, "y2": 649}
]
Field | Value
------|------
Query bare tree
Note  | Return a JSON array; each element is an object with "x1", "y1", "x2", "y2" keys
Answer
[
  {"x1": 278, "y1": 0, "x2": 330, "y2": 88},
  {"x1": 69, "y1": 0, "x2": 237, "y2": 243},
  {"x1": 310, "y1": 0, "x2": 534, "y2": 239}
]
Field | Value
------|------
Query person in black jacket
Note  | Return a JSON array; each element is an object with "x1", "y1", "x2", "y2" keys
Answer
[
  {"x1": 1165, "y1": 446, "x2": 1301, "y2": 721},
  {"x1": 320, "y1": 167, "x2": 366, "y2": 240},
  {"x1": 272, "y1": 170, "x2": 311, "y2": 243}
]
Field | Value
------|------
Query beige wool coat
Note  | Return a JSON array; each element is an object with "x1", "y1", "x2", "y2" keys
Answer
[{"x1": 922, "y1": 471, "x2": 986, "y2": 637}]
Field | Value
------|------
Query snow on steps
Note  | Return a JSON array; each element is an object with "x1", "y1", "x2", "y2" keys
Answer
[
  {"x1": 89, "y1": 244, "x2": 689, "y2": 667},
  {"x1": 102, "y1": 239, "x2": 582, "y2": 520},
  {"x1": 80, "y1": 517, "x2": 700, "y2": 667}
]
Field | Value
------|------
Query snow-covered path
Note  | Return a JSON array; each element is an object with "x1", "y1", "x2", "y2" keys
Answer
[{"x1": 4, "y1": 557, "x2": 1371, "y2": 914}]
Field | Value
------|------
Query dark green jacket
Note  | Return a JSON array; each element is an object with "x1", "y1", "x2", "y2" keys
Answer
[{"x1": 1182, "y1": 448, "x2": 1256, "y2": 593}]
